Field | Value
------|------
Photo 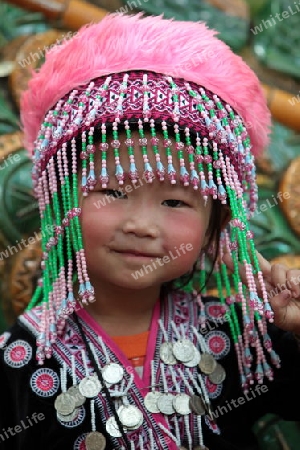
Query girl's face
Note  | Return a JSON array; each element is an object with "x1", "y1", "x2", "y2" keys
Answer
[{"x1": 80, "y1": 130, "x2": 212, "y2": 291}]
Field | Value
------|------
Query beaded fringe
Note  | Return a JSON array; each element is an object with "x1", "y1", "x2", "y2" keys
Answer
[{"x1": 28, "y1": 71, "x2": 279, "y2": 390}]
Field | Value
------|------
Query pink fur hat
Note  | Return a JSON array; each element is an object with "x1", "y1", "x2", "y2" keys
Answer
[{"x1": 21, "y1": 13, "x2": 270, "y2": 156}]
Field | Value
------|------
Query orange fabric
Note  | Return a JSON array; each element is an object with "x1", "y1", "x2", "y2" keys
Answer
[{"x1": 111, "y1": 330, "x2": 149, "y2": 361}]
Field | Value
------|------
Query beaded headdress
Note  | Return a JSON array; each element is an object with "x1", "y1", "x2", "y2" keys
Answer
[{"x1": 21, "y1": 14, "x2": 279, "y2": 387}]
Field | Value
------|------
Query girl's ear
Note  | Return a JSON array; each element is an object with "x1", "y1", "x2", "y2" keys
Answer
[{"x1": 220, "y1": 206, "x2": 231, "y2": 231}]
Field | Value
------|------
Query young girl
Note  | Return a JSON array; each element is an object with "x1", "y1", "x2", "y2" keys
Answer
[{"x1": 1, "y1": 13, "x2": 300, "y2": 450}]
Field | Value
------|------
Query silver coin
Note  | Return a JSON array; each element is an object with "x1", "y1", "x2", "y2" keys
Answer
[
  {"x1": 189, "y1": 395, "x2": 206, "y2": 416},
  {"x1": 144, "y1": 391, "x2": 161, "y2": 413},
  {"x1": 79, "y1": 375, "x2": 101, "y2": 398},
  {"x1": 54, "y1": 392, "x2": 76, "y2": 415},
  {"x1": 67, "y1": 385, "x2": 86, "y2": 407},
  {"x1": 85, "y1": 431, "x2": 106, "y2": 450},
  {"x1": 118, "y1": 405, "x2": 143, "y2": 428},
  {"x1": 199, "y1": 353, "x2": 217, "y2": 375},
  {"x1": 106, "y1": 416, "x2": 123, "y2": 438},
  {"x1": 173, "y1": 339, "x2": 195, "y2": 363},
  {"x1": 160, "y1": 342, "x2": 176, "y2": 365},
  {"x1": 102, "y1": 363, "x2": 124, "y2": 385},
  {"x1": 184, "y1": 347, "x2": 201, "y2": 368},
  {"x1": 157, "y1": 393, "x2": 175, "y2": 415},
  {"x1": 208, "y1": 363, "x2": 226, "y2": 385},
  {"x1": 125, "y1": 413, "x2": 144, "y2": 431},
  {"x1": 178, "y1": 447, "x2": 188, "y2": 450},
  {"x1": 173, "y1": 393, "x2": 191, "y2": 415},
  {"x1": 57, "y1": 408, "x2": 78, "y2": 422}
]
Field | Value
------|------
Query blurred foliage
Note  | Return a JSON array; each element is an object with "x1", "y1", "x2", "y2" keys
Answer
[
  {"x1": 0, "y1": 2, "x2": 49, "y2": 47},
  {"x1": 133, "y1": 0, "x2": 249, "y2": 52},
  {"x1": 0, "y1": 91, "x2": 19, "y2": 134},
  {"x1": 252, "y1": 0, "x2": 300, "y2": 78},
  {"x1": 250, "y1": 121, "x2": 300, "y2": 260}
]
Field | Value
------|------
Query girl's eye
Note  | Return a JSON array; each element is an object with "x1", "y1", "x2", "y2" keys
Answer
[
  {"x1": 162, "y1": 199, "x2": 187, "y2": 208},
  {"x1": 103, "y1": 189, "x2": 127, "y2": 199}
]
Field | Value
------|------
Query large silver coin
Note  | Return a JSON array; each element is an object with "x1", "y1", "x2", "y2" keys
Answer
[
  {"x1": 173, "y1": 394, "x2": 191, "y2": 415},
  {"x1": 79, "y1": 375, "x2": 101, "y2": 398},
  {"x1": 102, "y1": 363, "x2": 124, "y2": 385},
  {"x1": 118, "y1": 405, "x2": 143, "y2": 428},
  {"x1": 189, "y1": 395, "x2": 206, "y2": 416},
  {"x1": 54, "y1": 392, "x2": 76, "y2": 416},
  {"x1": 208, "y1": 364, "x2": 226, "y2": 385},
  {"x1": 106, "y1": 416, "x2": 123, "y2": 437},
  {"x1": 67, "y1": 385, "x2": 86, "y2": 407},
  {"x1": 85, "y1": 431, "x2": 106, "y2": 450},
  {"x1": 157, "y1": 393, "x2": 175, "y2": 415},
  {"x1": 173, "y1": 340, "x2": 195, "y2": 363},
  {"x1": 184, "y1": 347, "x2": 201, "y2": 368},
  {"x1": 199, "y1": 353, "x2": 217, "y2": 375},
  {"x1": 57, "y1": 408, "x2": 78, "y2": 422},
  {"x1": 144, "y1": 391, "x2": 161, "y2": 413},
  {"x1": 178, "y1": 447, "x2": 188, "y2": 450},
  {"x1": 160, "y1": 342, "x2": 176, "y2": 365}
]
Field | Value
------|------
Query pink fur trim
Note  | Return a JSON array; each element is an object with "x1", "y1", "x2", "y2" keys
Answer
[{"x1": 21, "y1": 13, "x2": 270, "y2": 156}]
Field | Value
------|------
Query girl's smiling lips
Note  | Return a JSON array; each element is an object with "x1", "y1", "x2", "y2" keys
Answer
[{"x1": 110, "y1": 247, "x2": 163, "y2": 259}]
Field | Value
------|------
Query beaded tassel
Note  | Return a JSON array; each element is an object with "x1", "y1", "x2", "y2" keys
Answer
[
  {"x1": 111, "y1": 121, "x2": 125, "y2": 185},
  {"x1": 87, "y1": 127, "x2": 97, "y2": 191},
  {"x1": 81, "y1": 131, "x2": 89, "y2": 196},
  {"x1": 174, "y1": 123, "x2": 189, "y2": 186},
  {"x1": 99, "y1": 123, "x2": 109, "y2": 188},
  {"x1": 162, "y1": 121, "x2": 176, "y2": 184},
  {"x1": 150, "y1": 119, "x2": 165, "y2": 180},
  {"x1": 138, "y1": 119, "x2": 154, "y2": 183},
  {"x1": 195, "y1": 134, "x2": 209, "y2": 203},
  {"x1": 184, "y1": 127, "x2": 199, "y2": 190},
  {"x1": 125, "y1": 120, "x2": 139, "y2": 183}
]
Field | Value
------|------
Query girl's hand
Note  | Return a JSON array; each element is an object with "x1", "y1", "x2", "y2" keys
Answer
[{"x1": 222, "y1": 251, "x2": 300, "y2": 334}]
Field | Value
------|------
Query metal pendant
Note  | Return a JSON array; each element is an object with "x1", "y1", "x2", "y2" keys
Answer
[
  {"x1": 79, "y1": 375, "x2": 102, "y2": 398},
  {"x1": 189, "y1": 395, "x2": 206, "y2": 416},
  {"x1": 102, "y1": 363, "x2": 124, "y2": 385},
  {"x1": 157, "y1": 393, "x2": 175, "y2": 415},
  {"x1": 106, "y1": 416, "x2": 123, "y2": 437},
  {"x1": 198, "y1": 353, "x2": 217, "y2": 374},
  {"x1": 208, "y1": 363, "x2": 226, "y2": 385},
  {"x1": 160, "y1": 342, "x2": 177, "y2": 365},
  {"x1": 54, "y1": 392, "x2": 76, "y2": 416},
  {"x1": 144, "y1": 391, "x2": 161, "y2": 413},
  {"x1": 173, "y1": 339, "x2": 195, "y2": 363},
  {"x1": 57, "y1": 408, "x2": 78, "y2": 422},
  {"x1": 184, "y1": 347, "x2": 201, "y2": 368},
  {"x1": 118, "y1": 405, "x2": 143, "y2": 429},
  {"x1": 67, "y1": 385, "x2": 86, "y2": 407},
  {"x1": 85, "y1": 431, "x2": 106, "y2": 450},
  {"x1": 173, "y1": 393, "x2": 191, "y2": 415}
]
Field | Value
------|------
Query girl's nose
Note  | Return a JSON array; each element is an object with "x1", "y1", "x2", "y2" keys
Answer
[{"x1": 122, "y1": 203, "x2": 159, "y2": 238}]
